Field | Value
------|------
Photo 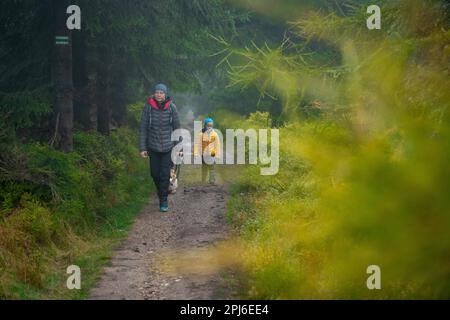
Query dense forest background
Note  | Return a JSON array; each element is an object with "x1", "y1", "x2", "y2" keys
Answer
[
  {"x1": 0, "y1": 0, "x2": 288, "y2": 151},
  {"x1": 1, "y1": 0, "x2": 449, "y2": 299},
  {"x1": 0, "y1": 0, "x2": 287, "y2": 299}
]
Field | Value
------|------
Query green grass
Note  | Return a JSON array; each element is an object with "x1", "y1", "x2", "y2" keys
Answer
[
  {"x1": 50, "y1": 177, "x2": 151, "y2": 300},
  {"x1": 225, "y1": 118, "x2": 449, "y2": 299},
  {"x1": 0, "y1": 127, "x2": 154, "y2": 299}
]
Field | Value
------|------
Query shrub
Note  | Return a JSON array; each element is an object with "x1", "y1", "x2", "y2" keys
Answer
[{"x1": 0, "y1": 126, "x2": 152, "y2": 298}]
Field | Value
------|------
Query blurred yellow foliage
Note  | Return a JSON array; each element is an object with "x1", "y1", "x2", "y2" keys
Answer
[{"x1": 163, "y1": 0, "x2": 450, "y2": 299}]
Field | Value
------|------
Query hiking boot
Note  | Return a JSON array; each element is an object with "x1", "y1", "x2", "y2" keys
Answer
[{"x1": 159, "y1": 201, "x2": 169, "y2": 212}]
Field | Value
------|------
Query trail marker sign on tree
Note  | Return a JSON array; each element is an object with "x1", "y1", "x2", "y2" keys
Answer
[{"x1": 55, "y1": 36, "x2": 69, "y2": 45}]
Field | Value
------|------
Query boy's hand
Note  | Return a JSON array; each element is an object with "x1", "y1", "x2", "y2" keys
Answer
[{"x1": 140, "y1": 151, "x2": 148, "y2": 158}]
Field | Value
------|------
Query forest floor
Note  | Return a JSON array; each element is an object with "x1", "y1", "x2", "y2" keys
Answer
[{"x1": 89, "y1": 164, "x2": 240, "y2": 300}]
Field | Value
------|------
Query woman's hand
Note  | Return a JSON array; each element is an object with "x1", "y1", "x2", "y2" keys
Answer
[{"x1": 140, "y1": 151, "x2": 149, "y2": 158}]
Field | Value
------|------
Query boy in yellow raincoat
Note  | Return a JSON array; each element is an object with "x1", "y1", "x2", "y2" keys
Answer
[{"x1": 194, "y1": 118, "x2": 220, "y2": 184}]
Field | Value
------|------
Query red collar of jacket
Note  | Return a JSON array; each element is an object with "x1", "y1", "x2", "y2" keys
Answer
[{"x1": 147, "y1": 96, "x2": 171, "y2": 110}]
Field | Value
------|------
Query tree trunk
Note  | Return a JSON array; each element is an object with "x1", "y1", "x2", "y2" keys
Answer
[
  {"x1": 73, "y1": 28, "x2": 90, "y2": 130},
  {"x1": 86, "y1": 73, "x2": 99, "y2": 131},
  {"x1": 111, "y1": 52, "x2": 127, "y2": 128},
  {"x1": 97, "y1": 46, "x2": 111, "y2": 135},
  {"x1": 51, "y1": 0, "x2": 73, "y2": 152}
]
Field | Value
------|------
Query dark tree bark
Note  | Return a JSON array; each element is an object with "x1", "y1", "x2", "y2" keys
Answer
[
  {"x1": 51, "y1": 0, "x2": 73, "y2": 152},
  {"x1": 85, "y1": 72, "x2": 99, "y2": 131},
  {"x1": 111, "y1": 52, "x2": 127, "y2": 128},
  {"x1": 96, "y1": 46, "x2": 111, "y2": 135},
  {"x1": 73, "y1": 28, "x2": 90, "y2": 130}
]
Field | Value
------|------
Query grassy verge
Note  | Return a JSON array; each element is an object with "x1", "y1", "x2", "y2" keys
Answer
[
  {"x1": 0, "y1": 127, "x2": 153, "y2": 299},
  {"x1": 222, "y1": 112, "x2": 449, "y2": 299}
]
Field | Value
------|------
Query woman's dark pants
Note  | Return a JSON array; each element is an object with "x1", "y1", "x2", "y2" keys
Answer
[{"x1": 149, "y1": 150, "x2": 172, "y2": 204}]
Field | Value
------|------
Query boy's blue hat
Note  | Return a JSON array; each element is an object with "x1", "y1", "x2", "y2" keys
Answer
[
  {"x1": 204, "y1": 118, "x2": 214, "y2": 126},
  {"x1": 154, "y1": 83, "x2": 168, "y2": 94}
]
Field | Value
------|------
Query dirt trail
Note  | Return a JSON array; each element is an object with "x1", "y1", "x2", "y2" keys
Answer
[{"x1": 89, "y1": 167, "x2": 236, "y2": 300}]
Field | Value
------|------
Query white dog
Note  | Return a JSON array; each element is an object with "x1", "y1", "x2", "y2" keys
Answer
[{"x1": 168, "y1": 168, "x2": 178, "y2": 194}]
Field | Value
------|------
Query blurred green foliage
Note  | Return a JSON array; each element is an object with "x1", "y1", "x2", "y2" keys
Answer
[
  {"x1": 220, "y1": 0, "x2": 450, "y2": 299},
  {"x1": 0, "y1": 127, "x2": 152, "y2": 299}
]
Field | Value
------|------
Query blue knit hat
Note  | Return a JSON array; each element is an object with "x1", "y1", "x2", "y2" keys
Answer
[
  {"x1": 204, "y1": 118, "x2": 214, "y2": 127},
  {"x1": 154, "y1": 83, "x2": 168, "y2": 94}
]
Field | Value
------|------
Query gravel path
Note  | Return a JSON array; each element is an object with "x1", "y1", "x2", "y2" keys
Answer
[{"x1": 89, "y1": 174, "x2": 236, "y2": 300}]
